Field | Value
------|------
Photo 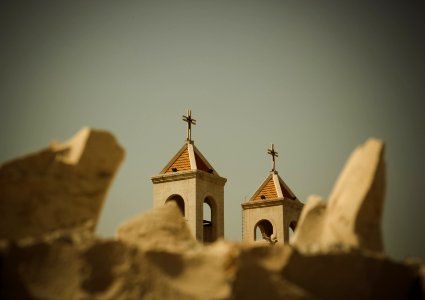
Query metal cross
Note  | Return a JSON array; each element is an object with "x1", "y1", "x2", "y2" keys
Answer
[
  {"x1": 267, "y1": 144, "x2": 279, "y2": 172},
  {"x1": 182, "y1": 109, "x2": 196, "y2": 143}
]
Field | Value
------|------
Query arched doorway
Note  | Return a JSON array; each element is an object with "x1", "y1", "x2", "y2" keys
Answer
[
  {"x1": 165, "y1": 194, "x2": 185, "y2": 217},
  {"x1": 254, "y1": 219, "x2": 276, "y2": 244},
  {"x1": 203, "y1": 197, "x2": 216, "y2": 243}
]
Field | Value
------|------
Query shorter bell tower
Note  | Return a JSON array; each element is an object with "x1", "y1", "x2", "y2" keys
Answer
[
  {"x1": 151, "y1": 110, "x2": 227, "y2": 243},
  {"x1": 241, "y1": 144, "x2": 303, "y2": 245}
]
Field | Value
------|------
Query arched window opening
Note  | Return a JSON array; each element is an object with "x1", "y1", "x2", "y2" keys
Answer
[
  {"x1": 254, "y1": 220, "x2": 276, "y2": 244},
  {"x1": 203, "y1": 202, "x2": 211, "y2": 226},
  {"x1": 203, "y1": 197, "x2": 215, "y2": 243},
  {"x1": 166, "y1": 195, "x2": 185, "y2": 217},
  {"x1": 289, "y1": 220, "x2": 297, "y2": 244}
]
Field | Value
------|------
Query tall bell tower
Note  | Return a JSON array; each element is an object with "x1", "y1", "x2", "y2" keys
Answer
[
  {"x1": 151, "y1": 110, "x2": 227, "y2": 243},
  {"x1": 241, "y1": 144, "x2": 303, "y2": 245}
]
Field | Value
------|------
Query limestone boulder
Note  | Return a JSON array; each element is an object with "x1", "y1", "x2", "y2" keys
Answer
[
  {"x1": 0, "y1": 128, "x2": 125, "y2": 239},
  {"x1": 292, "y1": 138, "x2": 386, "y2": 253},
  {"x1": 116, "y1": 201, "x2": 199, "y2": 252}
]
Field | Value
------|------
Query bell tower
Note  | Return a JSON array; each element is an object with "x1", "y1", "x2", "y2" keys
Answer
[
  {"x1": 241, "y1": 144, "x2": 303, "y2": 245},
  {"x1": 151, "y1": 110, "x2": 227, "y2": 243}
]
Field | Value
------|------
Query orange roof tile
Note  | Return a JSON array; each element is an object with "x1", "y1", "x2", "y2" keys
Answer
[
  {"x1": 250, "y1": 172, "x2": 297, "y2": 202},
  {"x1": 254, "y1": 176, "x2": 278, "y2": 200},
  {"x1": 159, "y1": 143, "x2": 219, "y2": 176},
  {"x1": 165, "y1": 147, "x2": 191, "y2": 173}
]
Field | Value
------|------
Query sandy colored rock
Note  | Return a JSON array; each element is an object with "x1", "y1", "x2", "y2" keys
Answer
[
  {"x1": 2, "y1": 235, "x2": 421, "y2": 300},
  {"x1": 293, "y1": 138, "x2": 386, "y2": 253},
  {"x1": 0, "y1": 128, "x2": 125, "y2": 239},
  {"x1": 0, "y1": 234, "x2": 234, "y2": 299},
  {"x1": 116, "y1": 201, "x2": 199, "y2": 252}
]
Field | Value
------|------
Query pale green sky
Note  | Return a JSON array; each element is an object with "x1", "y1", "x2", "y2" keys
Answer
[{"x1": 1, "y1": 1, "x2": 424, "y2": 260}]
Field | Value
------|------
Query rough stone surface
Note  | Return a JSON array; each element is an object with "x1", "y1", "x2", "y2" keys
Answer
[
  {"x1": 0, "y1": 128, "x2": 125, "y2": 239},
  {"x1": 116, "y1": 201, "x2": 199, "y2": 252},
  {"x1": 2, "y1": 235, "x2": 420, "y2": 300},
  {"x1": 292, "y1": 138, "x2": 386, "y2": 253}
]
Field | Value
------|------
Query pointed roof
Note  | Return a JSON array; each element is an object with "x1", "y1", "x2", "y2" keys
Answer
[
  {"x1": 159, "y1": 142, "x2": 219, "y2": 175},
  {"x1": 249, "y1": 172, "x2": 296, "y2": 201}
]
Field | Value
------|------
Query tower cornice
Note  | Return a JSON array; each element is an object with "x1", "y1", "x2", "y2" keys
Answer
[
  {"x1": 151, "y1": 170, "x2": 227, "y2": 185},
  {"x1": 241, "y1": 197, "x2": 303, "y2": 210}
]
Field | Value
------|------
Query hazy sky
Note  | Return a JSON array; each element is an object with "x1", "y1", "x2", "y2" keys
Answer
[{"x1": 1, "y1": 1, "x2": 424, "y2": 260}]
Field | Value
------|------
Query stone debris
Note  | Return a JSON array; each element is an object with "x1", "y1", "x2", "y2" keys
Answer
[
  {"x1": 292, "y1": 138, "x2": 386, "y2": 253},
  {"x1": 0, "y1": 134, "x2": 423, "y2": 299},
  {"x1": 0, "y1": 128, "x2": 125, "y2": 240}
]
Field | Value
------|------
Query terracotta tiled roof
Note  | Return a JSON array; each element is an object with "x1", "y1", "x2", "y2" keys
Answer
[
  {"x1": 250, "y1": 173, "x2": 297, "y2": 201},
  {"x1": 159, "y1": 143, "x2": 219, "y2": 176},
  {"x1": 165, "y1": 147, "x2": 191, "y2": 173},
  {"x1": 254, "y1": 177, "x2": 278, "y2": 200}
]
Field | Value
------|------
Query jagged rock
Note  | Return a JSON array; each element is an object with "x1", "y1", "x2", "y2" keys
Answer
[
  {"x1": 116, "y1": 201, "x2": 199, "y2": 252},
  {"x1": 292, "y1": 138, "x2": 386, "y2": 253},
  {"x1": 0, "y1": 128, "x2": 125, "y2": 240}
]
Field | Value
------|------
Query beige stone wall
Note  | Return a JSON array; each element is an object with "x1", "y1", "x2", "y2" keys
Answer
[
  {"x1": 152, "y1": 175, "x2": 197, "y2": 231},
  {"x1": 242, "y1": 198, "x2": 303, "y2": 244},
  {"x1": 283, "y1": 200, "x2": 303, "y2": 243},
  {"x1": 243, "y1": 203, "x2": 283, "y2": 244},
  {"x1": 152, "y1": 171, "x2": 226, "y2": 243},
  {"x1": 196, "y1": 174, "x2": 225, "y2": 242}
]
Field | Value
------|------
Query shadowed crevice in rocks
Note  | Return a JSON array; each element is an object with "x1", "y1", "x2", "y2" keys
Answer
[
  {"x1": 232, "y1": 246, "x2": 316, "y2": 300},
  {"x1": 81, "y1": 240, "x2": 126, "y2": 293},
  {"x1": 281, "y1": 248, "x2": 417, "y2": 300},
  {"x1": 146, "y1": 250, "x2": 185, "y2": 277}
]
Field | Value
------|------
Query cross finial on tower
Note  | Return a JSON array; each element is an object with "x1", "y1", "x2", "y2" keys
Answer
[
  {"x1": 267, "y1": 143, "x2": 279, "y2": 173},
  {"x1": 182, "y1": 109, "x2": 196, "y2": 143}
]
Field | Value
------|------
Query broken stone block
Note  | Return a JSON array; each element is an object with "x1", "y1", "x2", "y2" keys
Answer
[
  {"x1": 0, "y1": 128, "x2": 125, "y2": 239},
  {"x1": 116, "y1": 201, "x2": 199, "y2": 252},
  {"x1": 292, "y1": 138, "x2": 385, "y2": 253}
]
